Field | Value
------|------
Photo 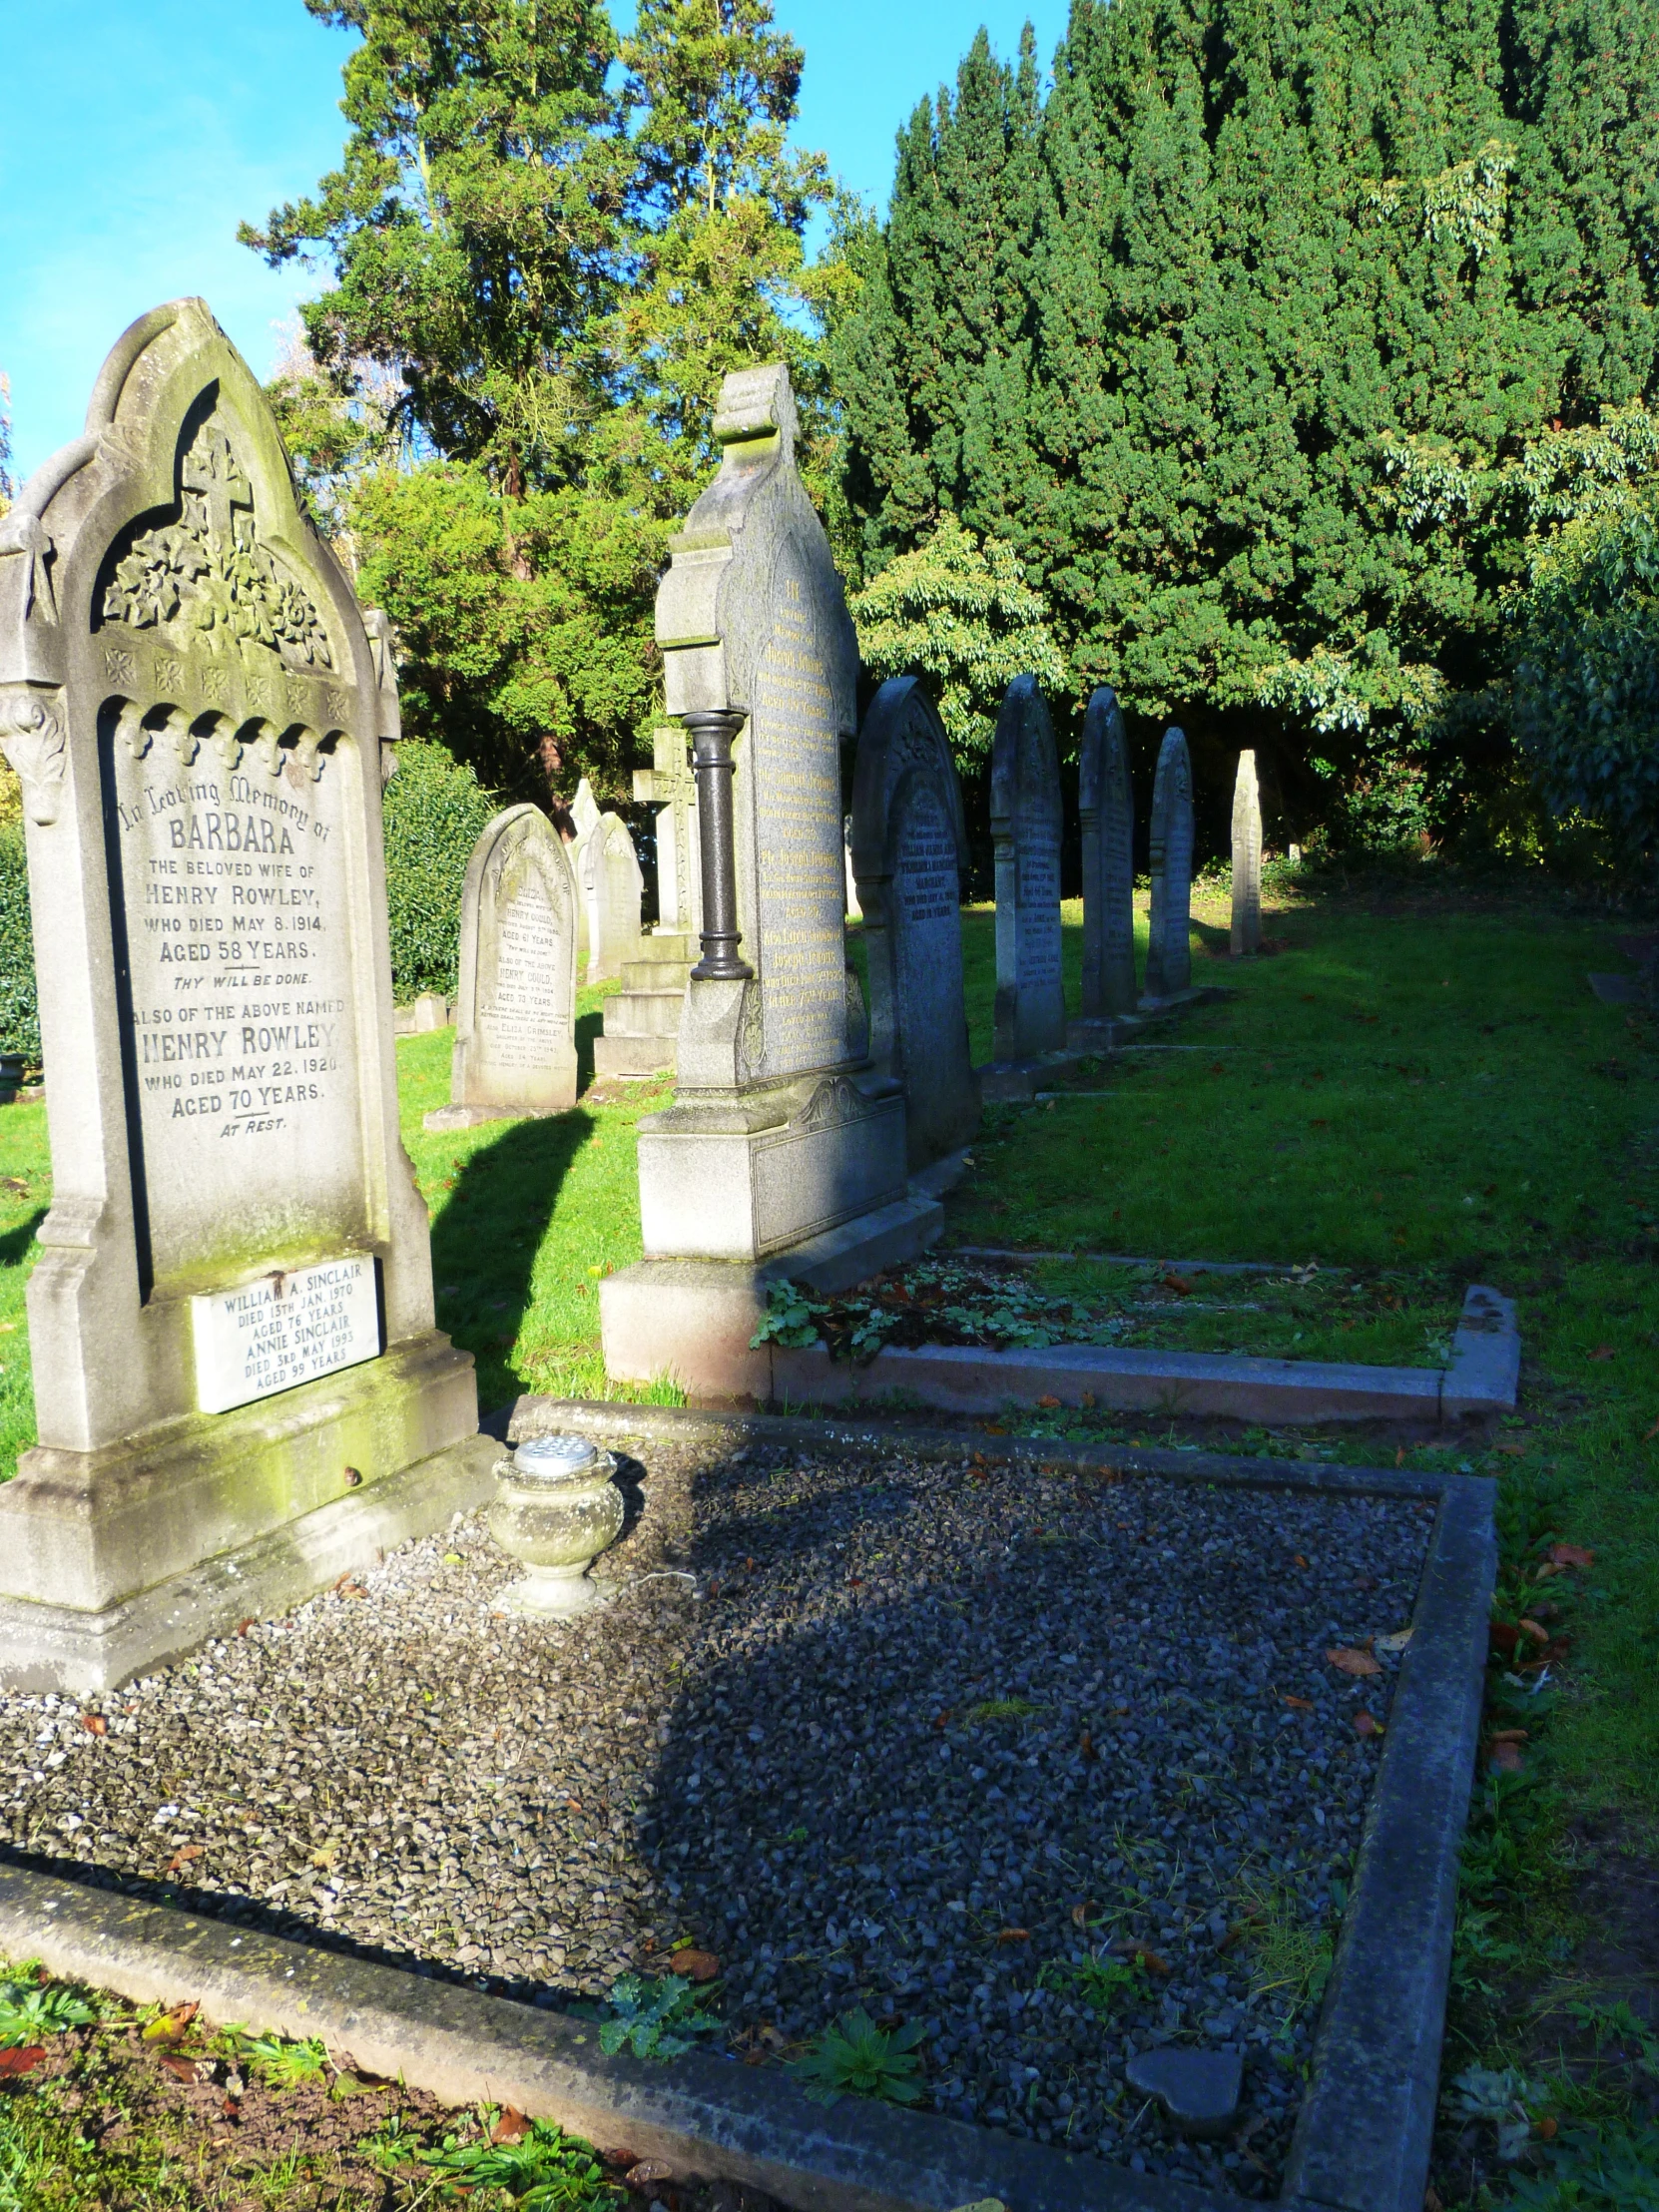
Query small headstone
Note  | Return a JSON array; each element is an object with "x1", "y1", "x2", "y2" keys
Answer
[
  {"x1": 425, "y1": 805, "x2": 577, "y2": 1129},
  {"x1": 1124, "y1": 2047, "x2": 1243, "y2": 2140},
  {"x1": 1231, "y1": 749, "x2": 1262, "y2": 957},
  {"x1": 582, "y1": 811, "x2": 644, "y2": 984},
  {"x1": 570, "y1": 777, "x2": 601, "y2": 843},
  {"x1": 396, "y1": 989, "x2": 450, "y2": 1035},
  {"x1": 0, "y1": 297, "x2": 488, "y2": 1691},
  {"x1": 1078, "y1": 684, "x2": 1137, "y2": 1018},
  {"x1": 850, "y1": 676, "x2": 979, "y2": 1167},
  {"x1": 990, "y1": 676, "x2": 1065, "y2": 1060},
  {"x1": 1144, "y1": 725, "x2": 1195, "y2": 1000}
]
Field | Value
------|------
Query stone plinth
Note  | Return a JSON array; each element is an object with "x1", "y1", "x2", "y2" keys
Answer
[{"x1": 0, "y1": 298, "x2": 487, "y2": 1689}]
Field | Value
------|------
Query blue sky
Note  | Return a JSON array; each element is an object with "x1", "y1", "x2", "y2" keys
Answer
[{"x1": 1, "y1": 0, "x2": 1070, "y2": 484}]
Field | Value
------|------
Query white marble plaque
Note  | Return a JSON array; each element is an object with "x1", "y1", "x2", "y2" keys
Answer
[{"x1": 192, "y1": 1254, "x2": 380, "y2": 1414}]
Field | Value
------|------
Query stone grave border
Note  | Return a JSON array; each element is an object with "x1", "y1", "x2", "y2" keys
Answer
[
  {"x1": 0, "y1": 1412, "x2": 1491, "y2": 2212},
  {"x1": 757, "y1": 1279, "x2": 1518, "y2": 1428}
]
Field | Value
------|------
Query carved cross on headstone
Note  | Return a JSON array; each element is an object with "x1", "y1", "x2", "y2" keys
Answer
[{"x1": 183, "y1": 426, "x2": 253, "y2": 545}]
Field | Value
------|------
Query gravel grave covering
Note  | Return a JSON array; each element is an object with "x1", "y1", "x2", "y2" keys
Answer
[{"x1": 0, "y1": 1438, "x2": 1433, "y2": 2198}]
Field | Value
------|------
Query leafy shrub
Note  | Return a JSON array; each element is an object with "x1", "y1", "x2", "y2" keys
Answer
[
  {"x1": 381, "y1": 740, "x2": 499, "y2": 1000},
  {"x1": 0, "y1": 826, "x2": 38, "y2": 1067}
]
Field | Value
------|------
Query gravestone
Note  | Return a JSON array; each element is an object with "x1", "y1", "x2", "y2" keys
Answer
[
  {"x1": 633, "y1": 722, "x2": 701, "y2": 945},
  {"x1": 1231, "y1": 749, "x2": 1263, "y2": 956},
  {"x1": 1144, "y1": 725, "x2": 1195, "y2": 999},
  {"x1": 0, "y1": 298, "x2": 492, "y2": 1692},
  {"x1": 582, "y1": 811, "x2": 644, "y2": 984},
  {"x1": 569, "y1": 778, "x2": 602, "y2": 972},
  {"x1": 1077, "y1": 684, "x2": 1137, "y2": 1019},
  {"x1": 570, "y1": 777, "x2": 601, "y2": 843},
  {"x1": 989, "y1": 676, "x2": 1065, "y2": 1061},
  {"x1": 425, "y1": 805, "x2": 577, "y2": 1129},
  {"x1": 850, "y1": 677, "x2": 979, "y2": 1167},
  {"x1": 393, "y1": 989, "x2": 451, "y2": 1036},
  {"x1": 603, "y1": 363, "x2": 937, "y2": 1389},
  {"x1": 598, "y1": 727, "x2": 699, "y2": 1075}
]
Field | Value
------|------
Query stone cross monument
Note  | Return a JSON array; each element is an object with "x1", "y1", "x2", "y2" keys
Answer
[
  {"x1": 990, "y1": 676, "x2": 1066, "y2": 1061},
  {"x1": 0, "y1": 299, "x2": 493, "y2": 1691},
  {"x1": 601, "y1": 364, "x2": 938, "y2": 1392},
  {"x1": 850, "y1": 676, "x2": 979, "y2": 1168},
  {"x1": 1144, "y1": 725, "x2": 1195, "y2": 1000},
  {"x1": 1231, "y1": 749, "x2": 1263, "y2": 956},
  {"x1": 426, "y1": 805, "x2": 577, "y2": 1129},
  {"x1": 1078, "y1": 683, "x2": 1138, "y2": 1020}
]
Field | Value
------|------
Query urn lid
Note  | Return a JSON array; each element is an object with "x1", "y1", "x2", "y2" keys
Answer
[{"x1": 510, "y1": 1432, "x2": 602, "y2": 1482}]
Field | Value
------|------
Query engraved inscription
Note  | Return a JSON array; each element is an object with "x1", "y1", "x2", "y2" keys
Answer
[
  {"x1": 480, "y1": 873, "x2": 566, "y2": 1072},
  {"x1": 192, "y1": 1254, "x2": 379, "y2": 1414},
  {"x1": 109, "y1": 731, "x2": 369, "y2": 1292}
]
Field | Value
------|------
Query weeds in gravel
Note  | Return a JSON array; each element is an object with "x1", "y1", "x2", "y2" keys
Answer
[
  {"x1": 219, "y1": 2026, "x2": 331, "y2": 2091},
  {"x1": 1037, "y1": 1951, "x2": 1147, "y2": 2019},
  {"x1": 1236, "y1": 1877, "x2": 1335, "y2": 2020},
  {"x1": 963, "y1": 1695, "x2": 1039, "y2": 1724},
  {"x1": 569, "y1": 1971, "x2": 724, "y2": 2061},
  {"x1": 790, "y1": 2008, "x2": 927, "y2": 2108}
]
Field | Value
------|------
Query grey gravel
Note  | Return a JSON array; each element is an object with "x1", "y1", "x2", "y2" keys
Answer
[{"x1": 0, "y1": 1440, "x2": 1431, "y2": 2198}]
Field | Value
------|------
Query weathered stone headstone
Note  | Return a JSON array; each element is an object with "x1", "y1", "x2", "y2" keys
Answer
[
  {"x1": 425, "y1": 805, "x2": 577, "y2": 1129},
  {"x1": 1144, "y1": 724, "x2": 1195, "y2": 999},
  {"x1": 570, "y1": 777, "x2": 601, "y2": 843},
  {"x1": 1231, "y1": 748, "x2": 1263, "y2": 956},
  {"x1": 850, "y1": 677, "x2": 979, "y2": 1167},
  {"x1": 989, "y1": 676, "x2": 1065, "y2": 1061},
  {"x1": 569, "y1": 777, "x2": 602, "y2": 972},
  {"x1": 0, "y1": 298, "x2": 492, "y2": 1691},
  {"x1": 581, "y1": 811, "x2": 644, "y2": 985},
  {"x1": 393, "y1": 989, "x2": 451, "y2": 1036},
  {"x1": 1077, "y1": 684, "x2": 1137, "y2": 1019},
  {"x1": 602, "y1": 363, "x2": 935, "y2": 1389}
]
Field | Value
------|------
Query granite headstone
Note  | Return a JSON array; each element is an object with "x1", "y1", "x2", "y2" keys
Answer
[
  {"x1": 426, "y1": 805, "x2": 577, "y2": 1129},
  {"x1": 850, "y1": 676, "x2": 979, "y2": 1167},
  {"x1": 1078, "y1": 683, "x2": 1137, "y2": 1019},
  {"x1": 0, "y1": 298, "x2": 491, "y2": 1691},
  {"x1": 1144, "y1": 725, "x2": 1195, "y2": 999},
  {"x1": 989, "y1": 676, "x2": 1065, "y2": 1060},
  {"x1": 1231, "y1": 748, "x2": 1263, "y2": 957}
]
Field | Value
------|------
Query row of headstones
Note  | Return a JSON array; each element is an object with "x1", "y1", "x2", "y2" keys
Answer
[{"x1": 991, "y1": 679, "x2": 1264, "y2": 1063}]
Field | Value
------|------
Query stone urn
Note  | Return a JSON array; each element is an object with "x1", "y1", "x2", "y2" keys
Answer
[{"x1": 489, "y1": 1433, "x2": 624, "y2": 1616}]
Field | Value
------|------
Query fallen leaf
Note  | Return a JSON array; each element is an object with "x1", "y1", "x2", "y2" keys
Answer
[
  {"x1": 1326, "y1": 1647, "x2": 1382, "y2": 1677},
  {"x1": 237, "y1": 1619, "x2": 255, "y2": 1637},
  {"x1": 1377, "y1": 1628, "x2": 1413, "y2": 1653},
  {"x1": 1589, "y1": 1346, "x2": 1615, "y2": 1362},
  {"x1": 667, "y1": 1949, "x2": 720, "y2": 1982},
  {"x1": 1489, "y1": 1740, "x2": 1524, "y2": 1773},
  {"x1": 1489, "y1": 1728, "x2": 1529, "y2": 1745},
  {"x1": 1071, "y1": 1901, "x2": 1096, "y2": 1928},
  {"x1": 1309, "y1": 1118, "x2": 1330, "y2": 1128},
  {"x1": 81, "y1": 1714, "x2": 108, "y2": 1736},
  {"x1": 166, "y1": 1847, "x2": 204, "y2": 1873},
  {"x1": 1493, "y1": 1440, "x2": 1527, "y2": 1457},
  {"x1": 1394, "y1": 1447, "x2": 1406, "y2": 1466},
  {"x1": 158, "y1": 2053, "x2": 201, "y2": 2083},
  {"x1": 1293, "y1": 1553, "x2": 1310, "y2": 1568},
  {"x1": 1280, "y1": 1694, "x2": 1316, "y2": 1712},
  {"x1": 1163, "y1": 1273, "x2": 1194, "y2": 1297},
  {"x1": 222, "y1": 2095, "x2": 241, "y2": 2118},
  {"x1": 0, "y1": 2047, "x2": 43, "y2": 2076},
  {"x1": 1548, "y1": 1542, "x2": 1595, "y2": 1569},
  {"x1": 143, "y1": 2003, "x2": 199, "y2": 2042},
  {"x1": 1353, "y1": 1711, "x2": 1384, "y2": 1739},
  {"x1": 626, "y1": 2159, "x2": 676, "y2": 2188},
  {"x1": 491, "y1": 2107, "x2": 530, "y2": 2144},
  {"x1": 1127, "y1": 1943, "x2": 1170, "y2": 1974},
  {"x1": 1533, "y1": 2117, "x2": 1558, "y2": 2142},
  {"x1": 309, "y1": 1844, "x2": 339, "y2": 1871},
  {"x1": 1517, "y1": 1618, "x2": 1550, "y2": 1644},
  {"x1": 995, "y1": 1929, "x2": 1030, "y2": 1945},
  {"x1": 1078, "y1": 1729, "x2": 1097, "y2": 1761},
  {"x1": 1035, "y1": 1394, "x2": 1060, "y2": 1410}
]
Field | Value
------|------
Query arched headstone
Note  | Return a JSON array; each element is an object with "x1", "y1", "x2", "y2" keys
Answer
[
  {"x1": 1145, "y1": 726, "x2": 1195, "y2": 999},
  {"x1": 1079, "y1": 685, "x2": 1137, "y2": 1018},
  {"x1": 584, "y1": 811, "x2": 644, "y2": 984},
  {"x1": 850, "y1": 677, "x2": 979, "y2": 1166},
  {"x1": 425, "y1": 805, "x2": 577, "y2": 1129},
  {"x1": 0, "y1": 298, "x2": 490, "y2": 1691},
  {"x1": 989, "y1": 676, "x2": 1065, "y2": 1060}
]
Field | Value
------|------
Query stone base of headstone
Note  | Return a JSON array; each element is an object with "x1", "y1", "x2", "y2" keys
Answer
[
  {"x1": 592, "y1": 930, "x2": 695, "y2": 1080},
  {"x1": 1136, "y1": 984, "x2": 1234, "y2": 1016},
  {"x1": 0, "y1": 1335, "x2": 492, "y2": 1694},
  {"x1": 600, "y1": 1192, "x2": 944, "y2": 1397}
]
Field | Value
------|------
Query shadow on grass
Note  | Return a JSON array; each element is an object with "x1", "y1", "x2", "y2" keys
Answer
[
  {"x1": 430, "y1": 1112, "x2": 594, "y2": 1400},
  {"x1": 577, "y1": 1009, "x2": 603, "y2": 1093},
  {"x1": 0, "y1": 1211, "x2": 45, "y2": 1270}
]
